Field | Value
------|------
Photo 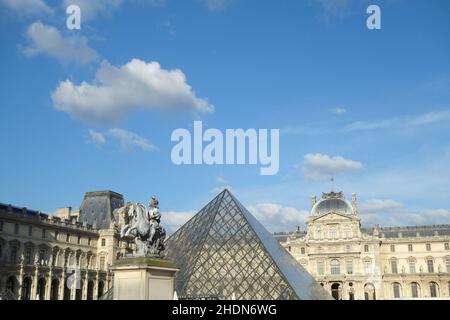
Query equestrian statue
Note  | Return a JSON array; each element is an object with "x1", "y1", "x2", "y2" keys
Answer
[{"x1": 115, "y1": 196, "x2": 166, "y2": 257}]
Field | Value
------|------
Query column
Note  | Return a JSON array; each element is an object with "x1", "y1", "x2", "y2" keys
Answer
[
  {"x1": 82, "y1": 271, "x2": 88, "y2": 300},
  {"x1": 18, "y1": 263, "x2": 24, "y2": 300},
  {"x1": 46, "y1": 268, "x2": 53, "y2": 300},
  {"x1": 31, "y1": 262, "x2": 39, "y2": 300},
  {"x1": 59, "y1": 268, "x2": 66, "y2": 300}
]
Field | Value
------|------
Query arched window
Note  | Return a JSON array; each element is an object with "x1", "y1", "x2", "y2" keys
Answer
[
  {"x1": 6, "y1": 276, "x2": 17, "y2": 295},
  {"x1": 392, "y1": 282, "x2": 402, "y2": 299},
  {"x1": 87, "y1": 281, "x2": 94, "y2": 300},
  {"x1": 63, "y1": 276, "x2": 71, "y2": 300},
  {"x1": 97, "y1": 281, "x2": 105, "y2": 299},
  {"x1": 76, "y1": 280, "x2": 83, "y2": 300},
  {"x1": 364, "y1": 283, "x2": 376, "y2": 300},
  {"x1": 50, "y1": 279, "x2": 59, "y2": 300},
  {"x1": 37, "y1": 278, "x2": 46, "y2": 300},
  {"x1": 429, "y1": 282, "x2": 439, "y2": 298},
  {"x1": 330, "y1": 259, "x2": 340, "y2": 275},
  {"x1": 331, "y1": 283, "x2": 341, "y2": 300},
  {"x1": 411, "y1": 282, "x2": 419, "y2": 298},
  {"x1": 21, "y1": 277, "x2": 32, "y2": 300}
]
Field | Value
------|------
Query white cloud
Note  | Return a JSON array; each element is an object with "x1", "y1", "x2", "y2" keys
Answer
[
  {"x1": 108, "y1": 128, "x2": 157, "y2": 152},
  {"x1": 163, "y1": 210, "x2": 196, "y2": 234},
  {"x1": 0, "y1": 0, "x2": 52, "y2": 16},
  {"x1": 344, "y1": 110, "x2": 450, "y2": 132},
  {"x1": 301, "y1": 153, "x2": 363, "y2": 181},
  {"x1": 88, "y1": 129, "x2": 106, "y2": 147},
  {"x1": 22, "y1": 21, "x2": 98, "y2": 64},
  {"x1": 330, "y1": 107, "x2": 346, "y2": 115},
  {"x1": 248, "y1": 203, "x2": 310, "y2": 232},
  {"x1": 200, "y1": 0, "x2": 234, "y2": 12},
  {"x1": 52, "y1": 59, "x2": 214, "y2": 124},
  {"x1": 87, "y1": 128, "x2": 157, "y2": 152},
  {"x1": 359, "y1": 199, "x2": 403, "y2": 213}
]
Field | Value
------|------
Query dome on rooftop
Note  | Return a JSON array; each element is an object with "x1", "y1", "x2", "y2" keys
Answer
[{"x1": 312, "y1": 191, "x2": 354, "y2": 216}]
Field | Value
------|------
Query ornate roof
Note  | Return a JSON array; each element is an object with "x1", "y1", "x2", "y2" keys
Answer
[{"x1": 311, "y1": 191, "x2": 354, "y2": 216}]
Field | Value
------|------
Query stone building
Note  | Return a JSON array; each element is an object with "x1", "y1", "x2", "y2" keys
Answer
[
  {"x1": 277, "y1": 191, "x2": 450, "y2": 300},
  {"x1": 0, "y1": 191, "x2": 124, "y2": 300}
]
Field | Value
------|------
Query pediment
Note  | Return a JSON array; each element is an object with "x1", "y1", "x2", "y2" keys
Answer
[{"x1": 311, "y1": 211, "x2": 355, "y2": 222}]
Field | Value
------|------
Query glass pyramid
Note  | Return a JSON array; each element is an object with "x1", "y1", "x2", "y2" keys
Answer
[{"x1": 165, "y1": 189, "x2": 331, "y2": 300}]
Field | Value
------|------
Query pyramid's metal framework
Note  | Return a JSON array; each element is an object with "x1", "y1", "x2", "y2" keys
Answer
[{"x1": 165, "y1": 189, "x2": 331, "y2": 300}]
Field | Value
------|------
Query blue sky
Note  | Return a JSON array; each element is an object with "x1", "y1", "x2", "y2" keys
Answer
[{"x1": 1, "y1": 0, "x2": 450, "y2": 233}]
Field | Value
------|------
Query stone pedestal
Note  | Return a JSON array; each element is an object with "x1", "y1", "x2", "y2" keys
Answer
[{"x1": 111, "y1": 257, "x2": 178, "y2": 300}]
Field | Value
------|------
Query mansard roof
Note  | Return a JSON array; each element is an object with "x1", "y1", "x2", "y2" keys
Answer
[
  {"x1": 79, "y1": 190, "x2": 124, "y2": 230},
  {"x1": 362, "y1": 224, "x2": 450, "y2": 238}
]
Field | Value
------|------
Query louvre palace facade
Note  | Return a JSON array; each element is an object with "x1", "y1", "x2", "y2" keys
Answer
[
  {"x1": 1, "y1": 189, "x2": 450, "y2": 300},
  {"x1": 0, "y1": 191, "x2": 124, "y2": 300},
  {"x1": 276, "y1": 191, "x2": 450, "y2": 300}
]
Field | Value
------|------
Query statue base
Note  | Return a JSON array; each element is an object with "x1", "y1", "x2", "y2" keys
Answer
[{"x1": 111, "y1": 256, "x2": 178, "y2": 300}]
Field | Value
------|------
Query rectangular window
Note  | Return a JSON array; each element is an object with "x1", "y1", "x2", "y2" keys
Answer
[
  {"x1": 25, "y1": 247, "x2": 33, "y2": 265},
  {"x1": 66, "y1": 234, "x2": 70, "y2": 243},
  {"x1": 88, "y1": 237, "x2": 92, "y2": 246},
  {"x1": 446, "y1": 260, "x2": 450, "y2": 273},
  {"x1": 301, "y1": 247, "x2": 305, "y2": 255},
  {"x1": 426, "y1": 243, "x2": 431, "y2": 251},
  {"x1": 329, "y1": 227, "x2": 337, "y2": 239},
  {"x1": 101, "y1": 238, "x2": 106, "y2": 247},
  {"x1": 409, "y1": 261, "x2": 416, "y2": 274},
  {"x1": 77, "y1": 236, "x2": 81, "y2": 245},
  {"x1": 391, "y1": 260, "x2": 398, "y2": 274},
  {"x1": 346, "y1": 260, "x2": 353, "y2": 275},
  {"x1": 364, "y1": 245, "x2": 369, "y2": 252},
  {"x1": 39, "y1": 249, "x2": 46, "y2": 266},
  {"x1": 331, "y1": 260, "x2": 340, "y2": 275},
  {"x1": 364, "y1": 260, "x2": 372, "y2": 274},
  {"x1": 14, "y1": 224, "x2": 19, "y2": 234},
  {"x1": 445, "y1": 243, "x2": 449, "y2": 251},
  {"x1": 10, "y1": 247, "x2": 18, "y2": 264},
  {"x1": 42, "y1": 229, "x2": 46, "y2": 238},
  {"x1": 317, "y1": 261, "x2": 324, "y2": 276},
  {"x1": 28, "y1": 226, "x2": 32, "y2": 237},
  {"x1": 393, "y1": 283, "x2": 401, "y2": 298},
  {"x1": 100, "y1": 256, "x2": 106, "y2": 270},
  {"x1": 427, "y1": 259, "x2": 434, "y2": 273},
  {"x1": 0, "y1": 221, "x2": 3, "y2": 231},
  {"x1": 390, "y1": 245, "x2": 395, "y2": 252},
  {"x1": 411, "y1": 283, "x2": 419, "y2": 298},
  {"x1": 408, "y1": 244, "x2": 413, "y2": 252},
  {"x1": 55, "y1": 231, "x2": 59, "y2": 241}
]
